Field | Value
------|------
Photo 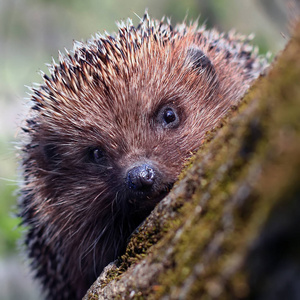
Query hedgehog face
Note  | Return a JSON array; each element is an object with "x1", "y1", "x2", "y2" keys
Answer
[
  {"x1": 28, "y1": 37, "x2": 225, "y2": 224},
  {"x1": 23, "y1": 41, "x2": 227, "y2": 290},
  {"x1": 20, "y1": 14, "x2": 266, "y2": 300}
]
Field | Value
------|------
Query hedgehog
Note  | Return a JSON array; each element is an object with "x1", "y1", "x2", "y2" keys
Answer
[{"x1": 19, "y1": 12, "x2": 267, "y2": 300}]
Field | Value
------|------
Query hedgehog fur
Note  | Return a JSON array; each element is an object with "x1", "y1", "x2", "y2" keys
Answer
[{"x1": 19, "y1": 12, "x2": 267, "y2": 300}]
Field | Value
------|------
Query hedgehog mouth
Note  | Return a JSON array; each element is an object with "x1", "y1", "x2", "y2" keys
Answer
[
  {"x1": 127, "y1": 182, "x2": 174, "y2": 205},
  {"x1": 155, "y1": 182, "x2": 174, "y2": 201},
  {"x1": 124, "y1": 182, "x2": 173, "y2": 221}
]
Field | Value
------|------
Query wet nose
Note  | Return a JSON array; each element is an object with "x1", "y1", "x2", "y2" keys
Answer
[{"x1": 126, "y1": 164, "x2": 155, "y2": 190}]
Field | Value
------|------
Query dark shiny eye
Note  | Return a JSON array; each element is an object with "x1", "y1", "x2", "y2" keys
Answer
[
  {"x1": 89, "y1": 147, "x2": 104, "y2": 163},
  {"x1": 157, "y1": 106, "x2": 180, "y2": 129},
  {"x1": 163, "y1": 108, "x2": 176, "y2": 124}
]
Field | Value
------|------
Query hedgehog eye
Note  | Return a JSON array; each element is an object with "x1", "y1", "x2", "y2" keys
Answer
[
  {"x1": 89, "y1": 147, "x2": 104, "y2": 163},
  {"x1": 163, "y1": 108, "x2": 176, "y2": 124},
  {"x1": 157, "y1": 106, "x2": 180, "y2": 129}
]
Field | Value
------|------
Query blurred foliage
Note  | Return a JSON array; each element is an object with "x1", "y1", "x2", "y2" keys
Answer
[{"x1": 0, "y1": 136, "x2": 20, "y2": 256}]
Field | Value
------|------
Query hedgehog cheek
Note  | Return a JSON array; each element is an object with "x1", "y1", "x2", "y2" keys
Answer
[{"x1": 42, "y1": 144, "x2": 61, "y2": 167}]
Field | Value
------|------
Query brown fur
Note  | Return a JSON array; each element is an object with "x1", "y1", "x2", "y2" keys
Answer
[{"x1": 19, "y1": 13, "x2": 267, "y2": 300}]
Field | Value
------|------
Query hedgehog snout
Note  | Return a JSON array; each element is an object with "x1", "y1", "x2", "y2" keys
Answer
[{"x1": 126, "y1": 163, "x2": 156, "y2": 191}]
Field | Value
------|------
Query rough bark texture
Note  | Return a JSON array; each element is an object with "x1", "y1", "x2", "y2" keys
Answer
[{"x1": 84, "y1": 22, "x2": 300, "y2": 300}]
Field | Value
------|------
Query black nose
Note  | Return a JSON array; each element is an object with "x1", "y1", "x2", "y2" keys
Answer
[{"x1": 126, "y1": 164, "x2": 155, "y2": 190}]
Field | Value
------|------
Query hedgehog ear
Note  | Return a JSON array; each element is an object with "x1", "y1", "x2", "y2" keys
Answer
[{"x1": 186, "y1": 47, "x2": 217, "y2": 80}]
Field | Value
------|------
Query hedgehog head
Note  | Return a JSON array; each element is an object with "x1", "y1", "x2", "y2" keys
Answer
[{"x1": 20, "y1": 12, "x2": 267, "y2": 300}]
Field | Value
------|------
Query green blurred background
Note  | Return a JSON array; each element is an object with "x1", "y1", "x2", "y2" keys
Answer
[{"x1": 0, "y1": 0, "x2": 293, "y2": 299}]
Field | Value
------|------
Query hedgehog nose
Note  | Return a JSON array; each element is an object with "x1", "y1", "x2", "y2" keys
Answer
[{"x1": 126, "y1": 164, "x2": 155, "y2": 190}]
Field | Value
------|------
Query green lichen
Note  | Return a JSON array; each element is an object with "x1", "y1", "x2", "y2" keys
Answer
[{"x1": 86, "y1": 293, "x2": 99, "y2": 300}]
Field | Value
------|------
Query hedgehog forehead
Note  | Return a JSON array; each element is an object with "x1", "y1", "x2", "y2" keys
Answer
[
  {"x1": 58, "y1": 26, "x2": 197, "y2": 85},
  {"x1": 47, "y1": 34, "x2": 197, "y2": 108},
  {"x1": 34, "y1": 28, "x2": 218, "y2": 149}
]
